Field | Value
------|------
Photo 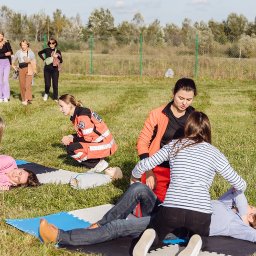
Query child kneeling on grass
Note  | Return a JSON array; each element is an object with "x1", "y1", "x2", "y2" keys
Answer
[{"x1": 58, "y1": 94, "x2": 117, "y2": 173}]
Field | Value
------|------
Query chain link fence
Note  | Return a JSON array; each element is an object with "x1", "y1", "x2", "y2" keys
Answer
[{"x1": 32, "y1": 32, "x2": 256, "y2": 80}]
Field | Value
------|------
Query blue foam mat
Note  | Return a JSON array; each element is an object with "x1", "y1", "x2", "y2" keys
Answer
[
  {"x1": 6, "y1": 212, "x2": 90, "y2": 239},
  {"x1": 15, "y1": 159, "x2": 29, "y2": 165}
]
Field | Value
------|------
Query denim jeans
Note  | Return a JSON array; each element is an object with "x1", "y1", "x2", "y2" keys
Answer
[{"x1": 58, "y1": 183, "x2": 161, "y2": 246}]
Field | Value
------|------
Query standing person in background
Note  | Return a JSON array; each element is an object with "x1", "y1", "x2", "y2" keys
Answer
[
  {"x1": 38, "y1": 38, "x2": 62, "y2": 102},
  {"x1": 0, "y1": 32, "x2": 13, "y2": 103},
  {"x1": 12, "y1": 39, "x2": 36, "y2": 106},
  {"x1": 137, "y1": 78, "x2": 196, "y2": 202}
]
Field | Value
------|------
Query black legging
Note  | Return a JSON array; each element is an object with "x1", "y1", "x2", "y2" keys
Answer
[{"x1": 44, "y1": 66, "x2": 59, "y2": 100}]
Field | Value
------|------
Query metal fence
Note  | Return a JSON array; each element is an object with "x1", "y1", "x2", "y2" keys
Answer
[{"x1": 34, "y1": 32, "x2": 256, "y2": 80}]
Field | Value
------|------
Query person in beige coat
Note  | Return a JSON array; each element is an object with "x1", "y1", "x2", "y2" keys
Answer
[{"x1": 12, "y1": 39, "x2": 36, "y2": 105}]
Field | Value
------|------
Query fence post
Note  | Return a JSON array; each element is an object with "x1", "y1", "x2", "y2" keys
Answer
[
  {"x1": 89, "y1": 34, "x2": 94, "y2": 74},
  {"x1": 194, "y1": 33, "x2": 199, "y2": 79},
  {"x1": 139, "y1": 33, "x2": 143, "y2": 77}
]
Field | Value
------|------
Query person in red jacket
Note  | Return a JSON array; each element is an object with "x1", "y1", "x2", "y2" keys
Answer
[
  {"x1": 137, "y1": 78, "x2": 197, "y2": 202},
  {"x1": 58, "y1": 94, "x2": 117, "y2": 172}
]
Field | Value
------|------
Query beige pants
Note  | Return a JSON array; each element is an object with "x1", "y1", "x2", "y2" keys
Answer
[{"x1": 19, "y1": 67, "x2": 32, "y2": 101}]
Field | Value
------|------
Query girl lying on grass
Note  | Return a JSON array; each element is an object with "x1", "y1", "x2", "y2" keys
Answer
[
  {"x1": 0, "y1": 117, "x2": 40, "y2": 191},
  {"x1": 0, "y1": 155, "x2": 40, "y2": 191}
]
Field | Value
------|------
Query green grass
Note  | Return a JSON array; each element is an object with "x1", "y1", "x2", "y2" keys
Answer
[{"x1": 0, "y1": 75, "x2": 255, "y2": 255}]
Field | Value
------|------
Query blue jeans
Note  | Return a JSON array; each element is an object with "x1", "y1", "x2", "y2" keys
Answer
[{"x1": 58, "y1": 183, "x2": 160, "y2": 246}]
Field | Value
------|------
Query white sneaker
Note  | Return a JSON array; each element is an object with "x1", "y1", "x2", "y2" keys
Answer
[
  {"x1": 21, "y1": 101, "x2": 28, "y2": 106},
  {"x1": 133, "y1": 229, "x2": 156, "y2": 256},
  {"x1": 87, "y1": 159, "x2": 109, "y2": 173},
  {"x1": 178, "y1": 234, "x2": 202, "y2": 256},
  {"x1": 43, "y1": 94, "x2": 48, "y2": 101},
  {"x1": 3, "y1": 98, "x2": 8, "y2": 103}
]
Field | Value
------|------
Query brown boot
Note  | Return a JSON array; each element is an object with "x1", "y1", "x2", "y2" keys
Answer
[
  {"x1": 39, "y1": 219, "x2": 58, "y2": 243},
  {"x1": 88, "y1": 222, "x2": 99, "y2": 229}
]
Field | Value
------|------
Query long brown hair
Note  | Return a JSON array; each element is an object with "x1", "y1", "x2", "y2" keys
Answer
[
  {"x1": 174, "y1": 111, "x2": 211, "y2": 155},
  {"x1": 15, "y1": 169, "x2": 40, "y2": 188},
  {"x1": 250, "y1": 214, "x2": 256, "y2": 229},
  {"x1": 0, "y1": 117, "x2": 5, "y2": 143},
  {"x1": 59, "y1": 94, "x2": 83, "y2": 107}
]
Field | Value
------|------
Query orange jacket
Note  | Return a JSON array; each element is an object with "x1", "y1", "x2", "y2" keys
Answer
[
  {"x1": 137, "y1": 104, "x2": 169, "y2": 158},
  {"x1": 71, "y1": 107, "x2": 117, "y2": 156}
]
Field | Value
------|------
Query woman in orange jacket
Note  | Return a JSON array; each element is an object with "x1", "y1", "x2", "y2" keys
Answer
[
  {"x1": 137, "y1": 78, "x2": 197, "y2": 202},
  {"x1": 58, "y1": 94, "x2": 117, "y2": 172}
]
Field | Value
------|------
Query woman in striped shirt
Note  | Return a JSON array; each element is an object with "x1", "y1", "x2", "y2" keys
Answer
[{"x1": 132, "y1": 111, "x2": 246, "y2": 256}]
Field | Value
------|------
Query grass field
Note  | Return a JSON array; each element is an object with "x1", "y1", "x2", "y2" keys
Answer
[{"x1": 0, "y1": 74, "x2": 255, "y2": 256}]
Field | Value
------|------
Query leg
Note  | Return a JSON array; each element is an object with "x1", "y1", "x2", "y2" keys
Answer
[
  {"x1": 19, "y1": 68, "x2": 27, "y2": 101},
  {"x1": 81, "y1": 158, "x2": 101, "y2": 168},
  {"x1": 0, "y1": 61, "x2": 4, "y2": 99},
  {"x1": 44, "y1": 67, "x2": 51, "y2": 95},
  {"x1": 66, "y1": 142, "x2": 89, "y2": 163},
  {"x1": 98, "y1": 183, "x2": 160, "y2": 226},
  {"x1": 40, "y1": 216, "x2": 150, "y2": 246},
  {"x1": 52, "y1": 69, "x2": 59, "y2": 100},
  {"x1": 2, "y1": 61, "x2": 10, "y2": 100},
  {"x1": 25, "y1": 74, "x2": 32, "y2": 101}
]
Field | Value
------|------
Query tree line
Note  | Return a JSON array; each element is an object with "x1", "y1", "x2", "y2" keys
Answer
[{"x1": 1, "y1": 5, "x2": 256, "y2": 57}]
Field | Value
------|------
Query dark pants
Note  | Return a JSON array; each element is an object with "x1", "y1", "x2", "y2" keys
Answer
[
  {"x1": 44, "y1": 66, "x2": 59, "y2": 100},
  {"x1": 58, "y1": 183, "x2": 160, "y2": 246},
  {"x1": 149, "y1": 206, "x2": 211, "y2": 247},
  {"x1": 66, "y1": 142, "x2": 101, "y2": 168}
]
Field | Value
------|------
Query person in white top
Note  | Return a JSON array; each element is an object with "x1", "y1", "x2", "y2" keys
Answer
[{"x1": 132, "y1": 111, "x2": 246, "y2": 256}]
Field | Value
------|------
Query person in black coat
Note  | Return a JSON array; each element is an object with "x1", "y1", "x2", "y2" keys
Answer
[{"x1": 38, "y1": 38, "x2": 62, "y2": 101}]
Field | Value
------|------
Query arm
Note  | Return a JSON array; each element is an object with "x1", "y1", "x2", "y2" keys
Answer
[
  {"x1": 137, "y1": 110, "x2": 158, "y2": 159},
  {"x1": 56, "y1": 50, "x2": 63, "y2": 63},
  {"x1": 228, "y1": 221, "x2": 256, "y2": 243},
  {"x1": 38, "y1": 48, "x2": 46, "y2": 60},
  {"x1": 132, "y1": 143, "x2": 172, "y2": 179},
  {"x1": 0, "y1": 155, "x2": 17, "y2": 173},
  {"x1": 215, "y1": 151, "x2": 246, "y2": 193}
]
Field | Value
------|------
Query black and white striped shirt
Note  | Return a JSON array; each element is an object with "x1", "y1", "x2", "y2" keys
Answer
[{"x1": 132, "y1": 139, "x2": 246, "y2": 214}]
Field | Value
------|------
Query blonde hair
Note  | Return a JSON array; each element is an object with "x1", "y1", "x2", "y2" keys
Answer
[
  {"x1": 58, "y1": 94, "x2": 83, "y2": 107},
  {"x1": 0, "y1": 117, "x2": 4, "y2": 143}
]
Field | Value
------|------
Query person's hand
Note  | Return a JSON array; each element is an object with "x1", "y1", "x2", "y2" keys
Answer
[
  {"x1": 0, "y1": 185, "x2": 10, "y2": 191},
  {"x1": 130, "y1": 175, "x2": 141, "y2": 184},
  {"x1": 5, "y1": 51, "x2": 11, "y2": 56},
  {"x1": 12, "y1": 65, "x2": 18, "y2": 71},
  {"x1": 61, "y1": 135, "x2": 73, "y2": 145},
  {"x1": 145, "y1": 170, "x2": 156, "y2": 190},
  {"x1": 53, "y1": 53, "x2": 58, "y2": 58}
]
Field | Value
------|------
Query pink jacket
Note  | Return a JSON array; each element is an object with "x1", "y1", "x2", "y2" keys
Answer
[{"x1": 0, "y1": 155, "x2": 18, "y2": 188}]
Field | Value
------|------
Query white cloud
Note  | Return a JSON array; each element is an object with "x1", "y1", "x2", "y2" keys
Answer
[{"x1": 115, "y1": 0, "x2": 125, "y2": 8}]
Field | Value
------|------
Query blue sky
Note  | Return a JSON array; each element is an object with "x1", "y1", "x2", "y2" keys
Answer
[{"x1": 0, "y1": 0, "x2": 255, "y2": 26}]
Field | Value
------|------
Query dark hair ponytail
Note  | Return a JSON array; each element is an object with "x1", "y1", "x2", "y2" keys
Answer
[
  {"x1": 173, "y1": 78, "x2": 197, "y2": 96},
  {"x1": 58, "y1": 94, "x2": 83, "y2": 107},
  {"x1": 173, "y1": 111, "x2": 211, "y2": 155}
]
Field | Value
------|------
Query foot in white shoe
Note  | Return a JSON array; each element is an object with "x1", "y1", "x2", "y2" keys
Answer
[
  {"x1": 178, "y1": 234, "x2": 202, "y2": 256},
  {"x1": 87, "y1": 159, "x2": 109, "y2": 173},
  {"x1": 3, "y1": 98, "x2": 8, "y2": 103},
  {"x1": 133, "y1": 229, "x2": 156, "y2": 256},
  {"x1": 21, "y1": 101, "x2": 28, "y2": 106},
  {"x1": 43, "y1": 94, "x2": 48, "y2": 101}
]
